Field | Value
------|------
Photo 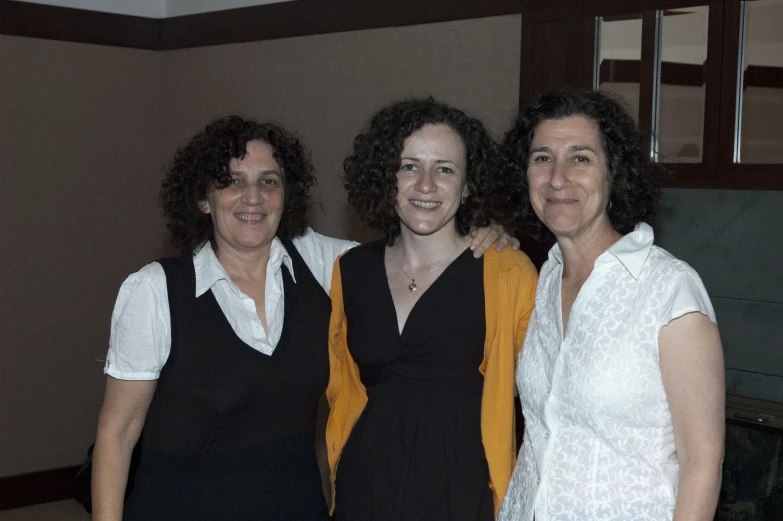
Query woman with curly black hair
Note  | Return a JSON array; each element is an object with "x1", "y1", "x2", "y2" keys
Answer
[
  {"x1": 91, "y1": 115, "x2": 352, "y2": 521},
  {"x1": 325, "y1": 98, "x2": 538, "y2": 521},
  {"x1": 92, "y1": 114, "x2": 512, "y2": 521},
  {"x1": 497, "y1": 89, "x2": 724, "y2": 521}
]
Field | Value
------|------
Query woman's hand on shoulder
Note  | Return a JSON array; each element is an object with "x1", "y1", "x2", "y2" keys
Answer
[{"x1": 469, "y1": 222, "x2": 520, "y2": 258}]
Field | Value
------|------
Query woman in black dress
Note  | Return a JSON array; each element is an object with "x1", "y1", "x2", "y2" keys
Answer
[
  {"x1": 91, "y1": 114, "x2": 514, "y2": 521},
  {"x1": 92, "y1": 116, "x2": 348, "y2": 521},
  {"x1": 326, "y1": 99, "x2": 538, "y2": 521}
]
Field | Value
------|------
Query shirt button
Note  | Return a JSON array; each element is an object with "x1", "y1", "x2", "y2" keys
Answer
[
  {"x1": 545, "y1": 432, "x2": 550, "y2": 440},
  {"x1": 546, "y1": 386, "x2": 551, "y2": 393},
  {"x1": 537, "y1": 477, "x2": 541, "y2": 484}
]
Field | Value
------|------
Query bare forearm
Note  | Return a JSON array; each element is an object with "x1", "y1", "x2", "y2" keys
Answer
[
  {"x1": 672, "y1": 460, "x2": 722, "y2": 521},
  {"x1": 91, "y1": 435, "x2": 134, "y2": 521}
]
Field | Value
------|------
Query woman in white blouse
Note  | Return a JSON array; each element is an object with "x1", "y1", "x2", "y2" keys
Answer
[
  {"x1": 91, "y1": 115, "x2": 513, "y2": 521},
  {"x1": 497, "y1": 89, "x2": 725, "y2": 521}
]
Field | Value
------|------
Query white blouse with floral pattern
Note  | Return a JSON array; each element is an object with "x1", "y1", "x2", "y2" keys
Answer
[{"x1": 498, "y1": 223, "x2": 716, "y2": 521}]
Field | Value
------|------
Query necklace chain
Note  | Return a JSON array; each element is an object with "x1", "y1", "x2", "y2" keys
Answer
[{"x1": 391, "y1": 242, "x2": 463, "y2": 292}]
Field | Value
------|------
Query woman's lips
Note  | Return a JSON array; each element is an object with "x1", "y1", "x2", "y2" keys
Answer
[
  {"x1": 235, "y1": 213, "x2": 266, "y2": 222},
  {"x1": 409, "y1": 199, "x2": 441, "y2": 211}
]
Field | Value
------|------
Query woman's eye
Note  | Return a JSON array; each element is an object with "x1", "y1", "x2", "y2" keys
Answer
[
  {"x1": 574, "y1": 156, "x2": 589, "y2": 163},
  {"x1": 532, "y1": 156, "x2": 551, "y2": 163},
  {"x1": 262, "y1": 178, "x2": 278, "y2": 186},
  {"x1": 401, "y1": 164, "x2": 416, "y2": 172},
  {"x1": 437, "y1": 167, "x2": 454, "y2": 174},
  {"x1": 231, "y1": 177, "x2": 242, "y2": 185}
]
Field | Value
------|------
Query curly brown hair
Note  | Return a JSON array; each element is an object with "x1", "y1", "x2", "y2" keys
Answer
[
  {"x1": 501, "y1": 88, "x2": 662, "y2": 240},
  {"x1": 343, "y1": 98, "x2": 512, "y2": 244},
  {"x1": 159, "y1": 115, "x2": 315, "y2": 254}
]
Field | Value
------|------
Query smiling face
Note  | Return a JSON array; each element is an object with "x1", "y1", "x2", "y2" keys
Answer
[
  {"x1": 527, "y1": 115, "x2": 614, "y2": 242},
  {"x1": 394, "y1": 124, "x2": 469, "y2": 238},
  {"x1": 201, "y1": 139, "x2": 285, "y2": 256}
]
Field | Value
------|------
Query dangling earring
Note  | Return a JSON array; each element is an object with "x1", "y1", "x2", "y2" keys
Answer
[
  {"x1": 461, "y1": 194, "x2": 467, "y2": 205},
  {"x1": 607, "y1": 200, "x2": 613, "y2": 211}
]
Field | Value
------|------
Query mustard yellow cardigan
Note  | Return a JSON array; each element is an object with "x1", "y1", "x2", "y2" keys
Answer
[{"x1": 325, "y1": 247, "x2": 538, "y2": 516}]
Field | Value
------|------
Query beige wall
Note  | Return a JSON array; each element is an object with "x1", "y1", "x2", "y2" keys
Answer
[
  {"x1": 162, "y1": 14, "x2": 522, "y2": 243},
  {"x1": 0, "y1": 35, "x2": 171, "y2": 477},
  {"x1": 0, "y1": 15, "x2": 522, "y2": 477}
]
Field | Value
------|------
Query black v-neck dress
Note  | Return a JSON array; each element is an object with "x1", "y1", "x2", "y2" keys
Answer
[{"x1": 334, "y1": 240, "x2": 493, "y2": 521}]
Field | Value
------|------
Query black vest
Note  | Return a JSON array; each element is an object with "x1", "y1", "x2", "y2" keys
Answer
[{"x1": 124, "y1": 239, "x2": 330, "y2": 521}]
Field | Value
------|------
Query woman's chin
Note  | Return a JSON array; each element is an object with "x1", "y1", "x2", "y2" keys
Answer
[{"x1": 403, "y1": 221, "x2": 444, "y2": 237}]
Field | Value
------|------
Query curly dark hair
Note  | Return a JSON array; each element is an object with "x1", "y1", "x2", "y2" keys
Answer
[
  {"x1": 159, "y1": 115, "x2": 315, "y2": 254},
  {"x1": 501, "y1": 88, "x2": 662, "y2": 240},
  {"x1": 343, "y1": 97, "x2": 512, "y2": 244}
]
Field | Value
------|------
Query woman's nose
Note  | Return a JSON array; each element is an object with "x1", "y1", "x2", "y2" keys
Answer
[
  {"x1": 415, "y1": 170, "x2": 436, "y2": 193},
  {"x1": 242, "y1": 183, "x2": 263, "y2": 204},
  {"x1": 549, "y1": 160, "x2": 568, "y2": 189}
]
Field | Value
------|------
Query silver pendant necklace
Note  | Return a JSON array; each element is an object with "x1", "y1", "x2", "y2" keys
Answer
[{"x1": 391, "y1": 242, "x2": 463, "y2": 291}]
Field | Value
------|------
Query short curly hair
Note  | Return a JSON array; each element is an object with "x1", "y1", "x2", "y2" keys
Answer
[
  {"x1": 159, "y1": 115, "x2": 315, "y2": 254},
  {"x1": 344, "y1": 98, "x2": 511, "y2": 244},
  {"x1": 501, "y1": 88, "x2": 662, "y2": 240}
]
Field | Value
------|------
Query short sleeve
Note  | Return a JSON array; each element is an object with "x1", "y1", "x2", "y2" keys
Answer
[
  {"x1": 662, "y1": 263, "x2": 717, "y2": 327},
  {"x1": 105, "y1": 262, "x2": 171, "y2": 380},
  {"x1": 292, "y1": 228, "x2": 359, "y2": 293}
]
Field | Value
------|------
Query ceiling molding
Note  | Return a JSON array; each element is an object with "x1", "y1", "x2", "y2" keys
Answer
[
  {"x1": 0, "y1": 0, "x2": 523, "y2": 50},
  {"x1": 0, "y1": 0, "x2": 160, "y2": 48}
]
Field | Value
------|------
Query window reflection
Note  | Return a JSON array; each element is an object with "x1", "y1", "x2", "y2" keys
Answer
[
  {"x1": 738, "y1": 0, "x2": 783, "y2": 163},
  {"x1": 597, "y1": 15, "x2": 643, "y2": 123},
  {"x1": 657, "y1": 7, "x2": 709, "y2": 163}
]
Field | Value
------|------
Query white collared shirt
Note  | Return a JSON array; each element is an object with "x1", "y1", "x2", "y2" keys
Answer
[
  {"x1": 498, "y1": 223, "x2": 716, "y2": 521},
  {"x1": 105, "y1": 228, "x2": 356, "y2": 380}
]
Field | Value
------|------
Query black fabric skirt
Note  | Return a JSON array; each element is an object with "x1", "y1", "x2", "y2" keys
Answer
[{"x1": 124, "y1": 430, "x2": 329, "y2": 521}]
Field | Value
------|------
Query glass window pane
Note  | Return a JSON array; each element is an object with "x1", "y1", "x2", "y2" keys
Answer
[
  {"x1": 738, "y1": 0, "x2": 783, "y2": 163},
  {"x1": 657, "y1": 6, "x2": 709, "y2": 163},
  {"x1": 597, "y1": 15, "x2": 643, "y2": 124}
]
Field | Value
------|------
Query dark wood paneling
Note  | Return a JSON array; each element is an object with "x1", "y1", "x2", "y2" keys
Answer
[
  {"x1": 580, "y1": 15, "x2": 598, "y2": 89},
  {"x1": 661, "y1": 61, "x2": 705, "y2": 86},
  {"x1": 0, "y1": 0, "x2": 160, "y2": 49},
  {"x1": 0, "y1": 466, "x2": 81, "y2": 511},
  {"x1": 600, "y1": 61, "x2": 781, "y2": 89},
  {"x1": 0, "y1": 0, "x2": 521, "y2": 49},
  {"x1": 663, "y1": 163, "x2": 715, "y2": 188},
  {"x1": 719, "y1": 163, "x2": 783, "y2": 190},
  {"x1": 700, "y1": 0, "x2": 724, "y2": 183},
  {"x1": 600, "y1": 59, "x2": 642, "y2": 83},
  {"x1": 161, "y1": 0, "x2": 522, "y2": 49},
  {"x1": 600, "y1": 59, "x2": 708, "y2": 86},
  {"x1": 745, "y1": 65, "x2": 783, "y2": 90},
  {"x1": 716, "y1": 0, "x2": 742, "y2": 168},
  {"x1": 520, "y1": 13, "x2": 587, "y2": 107},
  {"x1": 638, "y1": 11, "x2": 659, "y2": 157},
  {"x1": 524, "y1": 0, "x2": 720, "y2": 18}
]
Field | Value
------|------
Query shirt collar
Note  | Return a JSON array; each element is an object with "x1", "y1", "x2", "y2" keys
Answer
[
  {"x1": 546, "y1": 222, "x2": 654, "y2": 280},
  {"x1": 192, "y1": 238, "x2": 296, "y2": 297},
  {"x1": 603, "y1": 222, "x2": 654, "y2": 279}
]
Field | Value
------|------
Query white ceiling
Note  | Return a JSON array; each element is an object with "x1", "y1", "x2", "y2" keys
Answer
[{"x1": 11, "y1": 0, "x2": 294, "y2": 18}]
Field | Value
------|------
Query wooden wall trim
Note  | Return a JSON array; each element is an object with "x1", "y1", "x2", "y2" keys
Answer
[
  {"x1": 0, "y1": 465, "x2": 81, "y2": 511},
  {"x1": 745, "y1": 65, "x2": 783, "y2": 90},
  {"x1": 162, "y1": 0, "x2": 523, "y2": 49},
  {"x1": 599, "y1": 59, "x2": 783, "y2": 89},
  {"x1": 0, "y1": 0, "x2": 522, "y2": 50},
  {"x1": 0, "y1": 0, "x2": 160, "y2": 49}
]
